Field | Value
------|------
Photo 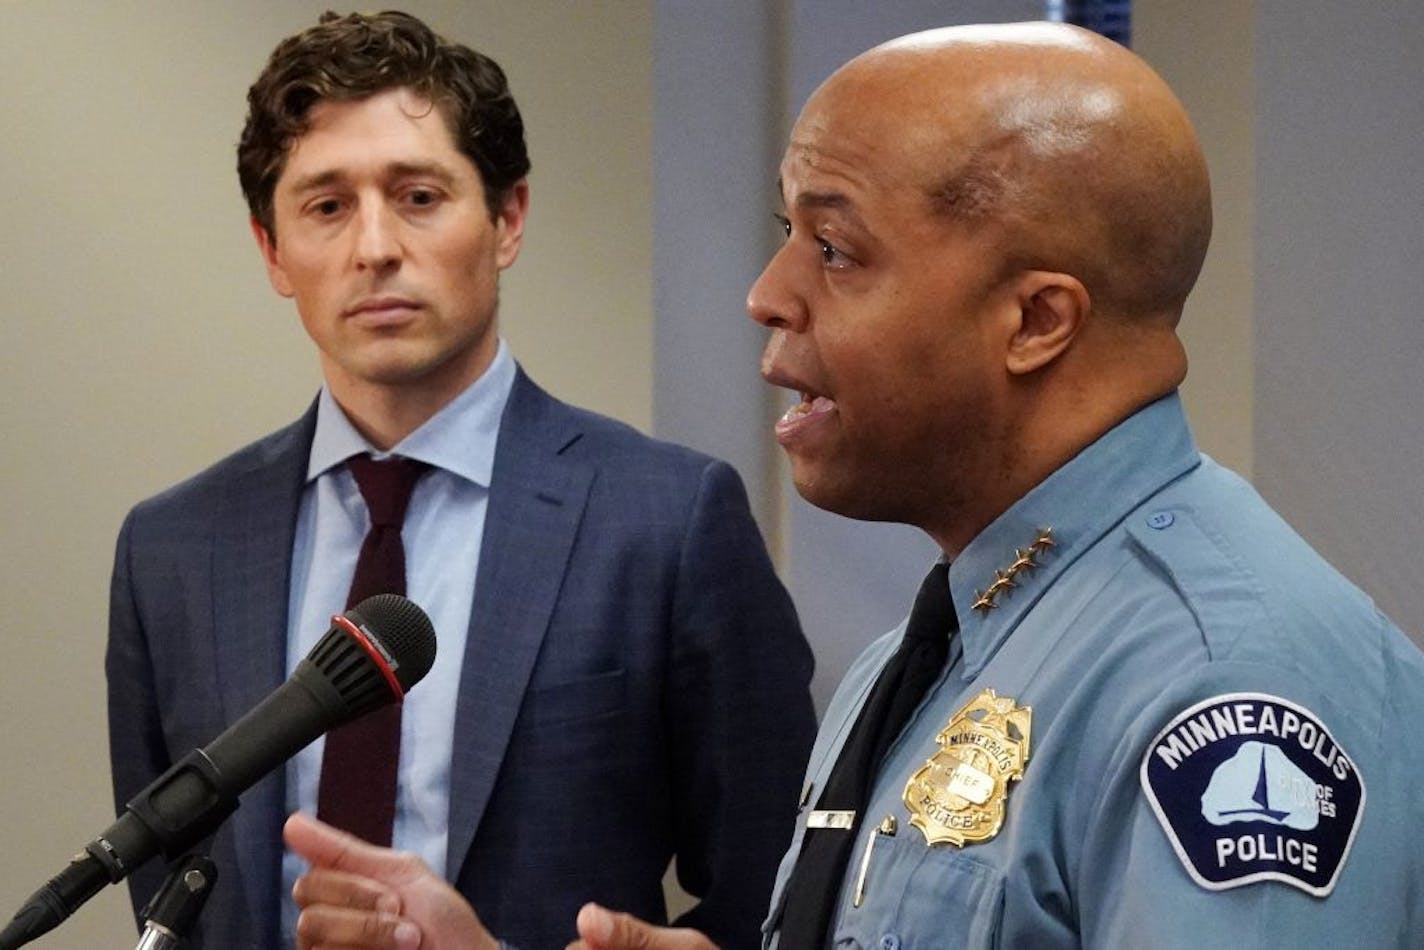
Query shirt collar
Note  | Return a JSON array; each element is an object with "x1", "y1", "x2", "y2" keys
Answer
[
  {"x1": 306, "y1": 338, "x2": 516, "y2": 487},
  {"x1": 947, "y1": 391, "x2": 1201, "y2": 675}
]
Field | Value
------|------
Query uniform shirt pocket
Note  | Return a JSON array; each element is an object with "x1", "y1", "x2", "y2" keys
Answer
[{"x1": 832, "y1": 832, "x2": 1005, "y2": 950}]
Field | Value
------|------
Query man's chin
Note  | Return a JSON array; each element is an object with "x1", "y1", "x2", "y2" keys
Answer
[
  {"x1": 790, "y1": 463, "x2": 859, "y2": 518},
  {"x1": 790, "y1": 461, "x2": 915, "y2": 525},
  {"x1": 340, "y1": 345, "x2": 454, "y2": 388},
  {"x1": 339, "y1": 335, "x2": 495, "y2": 392}
]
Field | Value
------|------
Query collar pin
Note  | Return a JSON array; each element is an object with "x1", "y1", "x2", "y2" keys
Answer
[{"x1": 972, "y1": 527, "x2": 1055, "y2": 613}]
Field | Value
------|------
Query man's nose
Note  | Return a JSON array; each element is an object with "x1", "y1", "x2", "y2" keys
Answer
[
  {"x1": 746, "y1": 243, "x2": 806, "y2": 332},
  {"x1": 353, "y1": 202, "x2": 401, "y2": 271}
]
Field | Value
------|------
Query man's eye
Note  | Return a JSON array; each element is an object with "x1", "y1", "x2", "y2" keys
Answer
[
  {"x1": 772, "y1": 213, "x2": 791, "y2": 239},
  {"x1": 315, "y1": 199, "x2": 343, "y2": 216},
  {"x1": 819, "y1": 239, "x2": 851, "y2": 270},
  {"x1": 407, "y1": 189, "x2": 439, "y2": 207}
]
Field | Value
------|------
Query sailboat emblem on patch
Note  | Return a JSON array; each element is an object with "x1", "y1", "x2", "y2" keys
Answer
[{"x1": 1140, "y1": 693, "x2": 1365, "y2": 896}]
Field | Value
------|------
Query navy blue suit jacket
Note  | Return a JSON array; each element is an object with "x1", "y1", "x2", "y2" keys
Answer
[{"x1": 107, "y1": 370, "x2": 816, "y2": 948}]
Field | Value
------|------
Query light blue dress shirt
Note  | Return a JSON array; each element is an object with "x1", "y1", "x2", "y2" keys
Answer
[
  {"x1": 765, "y1": 392, "x2": 1424, "y2": 948},
  {"x1": 280, "y1": 341, "x2": 515, "y2": 941}
]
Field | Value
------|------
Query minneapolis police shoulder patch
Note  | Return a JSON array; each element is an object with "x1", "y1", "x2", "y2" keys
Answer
[{"x1": 1140, "y1": 692, "x2": 1364, "y2": 897}]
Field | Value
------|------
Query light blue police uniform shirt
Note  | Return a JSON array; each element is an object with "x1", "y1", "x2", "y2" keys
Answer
[
  {"x1": 280, "y1": 340, "x2": 515, "y2": 942},
  {"x1": 765, "y1": 392, "x2": 1424, "y2": 948}
]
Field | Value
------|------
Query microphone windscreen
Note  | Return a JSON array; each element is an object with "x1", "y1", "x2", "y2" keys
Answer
[
  {"x1": 347, "y1": 593, "x2": 438, "y2": 690},
  {"x1": 305, "y1": 594, "x2": 437, "y2": 717}
]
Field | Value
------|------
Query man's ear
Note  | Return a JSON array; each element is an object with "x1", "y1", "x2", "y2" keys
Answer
[
  {"x1": 1004, "y1": 271, "x2": 1090, "y2": 375},
  {"x1": 250, "y1": 216, "x2": 295, "y2": 298},
  {"x1": 493, "y1": 179, "x2": 530, "y2": 271}
]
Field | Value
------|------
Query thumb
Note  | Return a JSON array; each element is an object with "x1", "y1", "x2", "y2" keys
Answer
[
  {"x1": 575, "y1": 903, "x2": 618, "y2": 948},
  {"x1": 284, "y1": 811, "x2": 405, "y2": 878},
  {"x1": 575, "y1": 903, "x2": 716, "y2": 950}
]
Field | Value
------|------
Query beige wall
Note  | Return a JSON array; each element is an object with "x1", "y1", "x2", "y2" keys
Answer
[
  {"x1": 0, "y1": 2, "x2": 650, "y2": 943},
  {"x1": 1136, "y1": 0, "x2": 1256, "y2": 477}
]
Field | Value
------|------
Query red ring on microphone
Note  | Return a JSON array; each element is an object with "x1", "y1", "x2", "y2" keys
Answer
[{"x1": 330, "y1": 614, "x2": 405, "y2": 700}]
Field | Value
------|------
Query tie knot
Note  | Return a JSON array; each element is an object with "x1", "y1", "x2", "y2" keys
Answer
[
  {"x1": 347, "y1": 455, "x2": 430, "y2": 527},
  {"x1": 904, "y1": 562, "x2": 956, "y2": 646}
]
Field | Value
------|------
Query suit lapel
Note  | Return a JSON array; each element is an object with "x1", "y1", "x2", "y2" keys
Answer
[
  {"x1": 211, "y1": 405, "x2": 315, "y2": 937},
  {"x1": 445, "y1": 371, "x2": 593, "y2": 879}
]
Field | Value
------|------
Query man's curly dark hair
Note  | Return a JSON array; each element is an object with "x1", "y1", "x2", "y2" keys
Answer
[{"x1": 238, "y1": 10, "x2": 530, "y2": 238}]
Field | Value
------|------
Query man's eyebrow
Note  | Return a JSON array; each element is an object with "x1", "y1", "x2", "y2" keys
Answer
[
  {"x1": 286, "y1": 161, "x2": 458, "y2": 195},
  {"x1": 791, "y1": 188, "x2": 869, "y2": 229},
  {"x1": 286, "y1": 169, "x2": 344, "y2": 195},
  {"x1": 385, "y1": 160, "x2": 458, "y2": 184}
]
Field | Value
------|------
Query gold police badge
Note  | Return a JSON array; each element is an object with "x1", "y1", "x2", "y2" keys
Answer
[{"x1": 903, "y1": 688, "x2": 1032, "y2": 846}]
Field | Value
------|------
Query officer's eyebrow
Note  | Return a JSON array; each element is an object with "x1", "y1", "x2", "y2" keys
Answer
[{"x1": 777, "y1": 178, "x2": 870, "y2": 231}]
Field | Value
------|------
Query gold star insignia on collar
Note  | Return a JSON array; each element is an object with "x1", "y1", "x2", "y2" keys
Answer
[
  {"x1": 972, "y1": 528, "x2": 1055, "y2": 612},
  {"x1": 1009, "y1": 548, "x2": 1038, "y2": 574}
]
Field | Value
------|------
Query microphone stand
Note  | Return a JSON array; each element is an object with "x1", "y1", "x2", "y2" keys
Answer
[{"x1": 133, "y1": 855, "x2": 217, "y2": 950}]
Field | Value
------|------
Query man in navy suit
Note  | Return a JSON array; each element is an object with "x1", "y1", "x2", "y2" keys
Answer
[{"x1": 105, "y1": 11, "x2": 815, "y2": 949}]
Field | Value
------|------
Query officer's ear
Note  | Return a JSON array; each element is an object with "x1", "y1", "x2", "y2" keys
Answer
[{"x1": 1004, "y1": 271, "x2": 1089, "y2": 376}]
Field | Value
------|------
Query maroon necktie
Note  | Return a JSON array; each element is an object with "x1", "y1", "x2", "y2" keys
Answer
[{"x1": 316, "y1": 454, "x2": 430, "y2": 845}]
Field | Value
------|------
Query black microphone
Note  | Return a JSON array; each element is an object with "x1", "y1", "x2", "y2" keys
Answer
[{"x1": 0, "y1": 593, "x2": 436, "y2": 950}]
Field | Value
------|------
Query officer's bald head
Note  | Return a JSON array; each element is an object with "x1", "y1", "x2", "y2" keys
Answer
[{"x1": 799, "y1": 22, "x2": 1212, "y2": 323}]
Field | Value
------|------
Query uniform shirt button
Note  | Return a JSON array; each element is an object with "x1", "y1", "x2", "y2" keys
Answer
[
  {"x1": 1147, "y1": 510, "x2": 1175, "y2": 529},
  {"x1": 879, "y1": 935, "x2": 901, "y2": 950}
]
